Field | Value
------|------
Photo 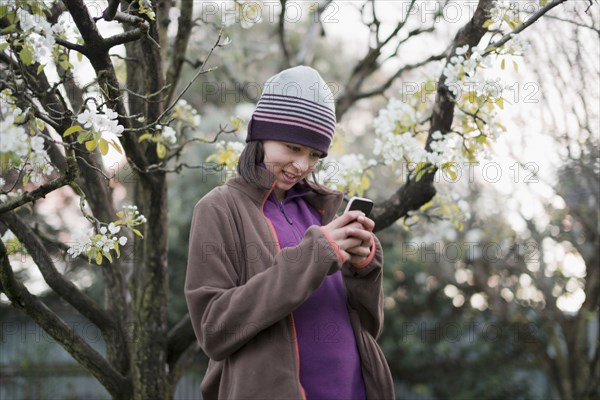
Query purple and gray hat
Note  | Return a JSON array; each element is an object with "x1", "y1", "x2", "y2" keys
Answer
[{"x1": 246, "y1": 65, "x2": 336, "y2": 157}]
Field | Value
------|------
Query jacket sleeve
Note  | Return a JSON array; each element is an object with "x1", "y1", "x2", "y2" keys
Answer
[
  {"x1": 184, "y1": 199, "x2": 342, "y2": 361},
  {"x1": 342, "y1": 234, "x2": 385, "y2": 339}
]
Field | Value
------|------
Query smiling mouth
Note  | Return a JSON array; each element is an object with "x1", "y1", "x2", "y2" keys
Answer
[{"x1": 282, "y1": 171, "x2": 300, "y2": 182}]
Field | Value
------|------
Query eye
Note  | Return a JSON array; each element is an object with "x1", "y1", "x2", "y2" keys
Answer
[
  {"x1": 311, "y1": 152, "x2": 322, "y2": 159},
  {"x1": 287, "y1": 144, "x2": 301, "y2": 152}
]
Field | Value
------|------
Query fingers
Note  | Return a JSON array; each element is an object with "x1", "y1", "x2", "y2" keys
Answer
[
  {"x1": 339, "y1": 237, "x2": 362, "y2": 250},
  {"x1": 356, "y1": 215, "x2": 375, "y2": 232},
  {"x1": 323, "y1": 211, "x2": 374, "y2": 263},
  {"x1": 346, "y1": 226, "x2": 372, "y2": 243},
  {"x1": 346, "y1": 245, "x2": 371, "y2": 258},
  {"x1": 348, "y1": 254, "x2": 367, "y2": 265},
  {"x1": 330, "y1": 210, "x2": 364, "y2": 229}
]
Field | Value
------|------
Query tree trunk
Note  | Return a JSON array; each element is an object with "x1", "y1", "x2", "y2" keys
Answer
[{"x1": 132, "y1": 174, "x2": 171, "y2": 399}]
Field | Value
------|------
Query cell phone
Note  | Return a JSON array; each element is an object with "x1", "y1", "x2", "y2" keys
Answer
[{"x1": 343, "y1": 196, "x2": 374, "y2": 218}]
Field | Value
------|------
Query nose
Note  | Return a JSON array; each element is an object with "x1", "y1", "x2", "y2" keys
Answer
[{"x1": 292, "y1": 156, "x2": 310, "y2": 174}]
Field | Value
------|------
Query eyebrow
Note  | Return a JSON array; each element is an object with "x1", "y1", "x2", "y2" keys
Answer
[{"x1": 285, "y1": 142, "x2": 321, "y2": 156}]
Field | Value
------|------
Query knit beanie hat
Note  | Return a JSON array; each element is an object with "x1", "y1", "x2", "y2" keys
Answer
[{"x1": 246, "y1": 66, "x2": 336, "y2": 157}]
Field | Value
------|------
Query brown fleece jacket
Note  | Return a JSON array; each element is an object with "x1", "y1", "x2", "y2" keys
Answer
[{"x1": 185, "y1": 167, "x2": 394, "y2": 399}]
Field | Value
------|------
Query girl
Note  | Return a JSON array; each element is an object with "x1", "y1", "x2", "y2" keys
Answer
[{"x1": 185, "y1": 66, "x2": 394, "y2": 400}]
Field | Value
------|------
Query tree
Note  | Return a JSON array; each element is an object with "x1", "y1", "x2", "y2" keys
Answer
[
  {"x1": 379, "y1": 8, "x2": 599, "y2": 398},
  {"x1": 0, "y1": 0, "x2": 591, "y2": 398}
]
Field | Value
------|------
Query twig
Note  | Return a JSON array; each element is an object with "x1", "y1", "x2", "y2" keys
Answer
[
  {"x1": 485, "y1": 0, "x2": 569, "y2": 54},
  {"x1": 153, "y1": 30, "x2": 224, "y2": 127}
]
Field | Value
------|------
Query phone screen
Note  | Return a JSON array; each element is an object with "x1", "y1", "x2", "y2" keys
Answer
[{"x1": 344, "y1": 197, "x2": 374, "y2": 217}]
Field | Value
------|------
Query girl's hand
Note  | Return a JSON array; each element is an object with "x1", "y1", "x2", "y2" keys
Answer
[
  {"x1": 321, "y1": 211, "x2": 365, "y2": 262},
  {"x1": 346, "y1": 215, "x2": 375, "y2": 266}
]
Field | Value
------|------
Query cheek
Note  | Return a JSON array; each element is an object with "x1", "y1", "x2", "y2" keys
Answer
[{"x1": 303, "y1": 163, "x2": 317, "y2": 177}]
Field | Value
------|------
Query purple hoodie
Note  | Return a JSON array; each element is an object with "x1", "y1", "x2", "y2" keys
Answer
[{"x1": 263, "y1": 186, "x2": 367, "y2": 400}]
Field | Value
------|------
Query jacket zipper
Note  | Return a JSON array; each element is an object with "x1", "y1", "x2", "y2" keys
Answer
[
  {"x1": 277, "y1": 200, "x2": 305, "y2": 244},
  {"x1": 261, "y1": 181, "x2": 307, "y2": 400}
]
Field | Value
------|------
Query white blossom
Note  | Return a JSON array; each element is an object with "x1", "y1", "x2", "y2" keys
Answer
[
  {"x1": 108, "y1": 223, "x2": 120, "y2": 234},
  {"x1": 159, "y1": 125, "x2": 177, "y2": 145},
  {"x1": 76, "y1": 105, "x2": 124, "y2": 136}
]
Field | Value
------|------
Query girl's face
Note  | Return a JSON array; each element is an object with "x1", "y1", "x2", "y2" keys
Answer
[{"x1": 262, "y1": 140, "x2": 322, "y2": 200}]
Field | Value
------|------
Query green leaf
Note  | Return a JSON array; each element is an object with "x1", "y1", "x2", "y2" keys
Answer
[
  {"x1": 415, "y1": 163, "x2": 429, "y2": 182},
  {"x1": 138, "y1": 133, "x2": 153, "y2": 143},
  {"x1": 449, "y1": 169, "x2": 457, "y2": 181},
  {"x1": 513, "y1": 60, "x2": 519, "y2": 72},
  {"x1": 63, "y1": 125, "x2": 83, "y2": 137},
  {"x1": 0, "y1": 5, "x2": 8, "y2": 19},
  {"x1": 501, "y1": 58, "x2": 505, "y2": 70},
  {"x1": 85, "y1": 140, "x2": 98, "y2": 152},
  {"x1": 95, "y1": 251, "x2": 103, "y2": 265},
  {"x1": 103, "y1": 251, "x2": 113, "y2": 263},
  {"x1": 495, "y1": 97, "x2": 504, "y2": 109},
  {"x1": 99, "y1": 138, "x2": 109, "y2": 155},
  {"x1": 59, "y1": 58, "x2": 72, "y2": 71},
  {"x1": 540, "y1": 0, "x2": 548, "y2": 6},
  {"x1": 420, "y1": 200, "x2": 433, "y2": 211},
  {"x1": 31, "y1": 1, "x2": 45, "y2": 17},
  {"x1": 19, "y1": 47, "x2": 34, "y2": 66},
  {"x1": 110, "y1": 139, "x2": 123, "y2": 154},
  {"x1": 230, "y1": 117, "x2": 242, "y2": 131},
  {"x1": 1, "y1": 24, "x2": 17, "y2": 34},
  {"x1": 156, "y1": 142, "x2": 167, "y2": 159},
  {"x1": 482, "y1": 19, "x2": 494, "y2": 28},
  {"x1": 132, "y1": 228, "x2": 144, "y2": 238},
  {"x1": 0, "y1": 42, "x2": 10, "y2": 52},
  {"x1": 114, "y1": 243, "x2": 120, "y2": 258},
  {"x1": 37, "y1": 63, "x2": 46, "y2": 75}
]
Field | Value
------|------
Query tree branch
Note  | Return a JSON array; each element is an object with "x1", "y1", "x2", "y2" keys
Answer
[
  {"x1": 278, "y1": 0, "x2": 292, "y2": 69},
  {"x1": 63, "y1": 0, "x2": 150, "y2": 172},
  {"x1": 0, "y1": 240, "x2": 131, "y2": 399},
  {"x1": 296, "y1": 0, "x2": 332, "y2": 65},
  {"x1": 485, "y1": 0, "x2": 570, "y2": 54},
  {"x1": 0, "y1": 211, "x2": 117, "y2": 332},
  {"x1": 153, "y1": 31, "x2": 223, "y2": 129},
  {"x1": 373, "y1": 0, "x2": 495, "y2": 230},
  {"x1": 165, "y1": 0, "x2": 195, "y2": 104},
  {"x1": 357, "y1": 52, "x2": 447, "y2": 100},
  {"x1": 101, "y1": 0, "x2": 121, "y2": 22},
  {"x1": 166, "y1": 313, "x2": 197, "y2": 368},
  {"x1": 336, "y1": 0, "x2": 441, "y2": 119},
  {"x1": 62, "y1": 0, "x2": 106, "y2": 51},
  {"x1": 0, "y1": 171, "x2": 76, "y2": 215},
  {"x1": 542, "y1": 14, "x2": 600, "y2": 34},
  {"x1": 54, "y1": 37, "x2": 87, "y2": 53},
  {"x1": 103, "y1": 27, "x2": 148, "y2": 49}
]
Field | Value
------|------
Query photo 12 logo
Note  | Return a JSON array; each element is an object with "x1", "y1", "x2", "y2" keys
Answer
[{"x1": 201, "y1": 1, "x2": 340, "y2": 25}]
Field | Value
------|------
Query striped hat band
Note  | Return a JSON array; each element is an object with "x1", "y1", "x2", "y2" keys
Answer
[{"x1": 246, "y1": 66, "x2": 336, "y2": 157}]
